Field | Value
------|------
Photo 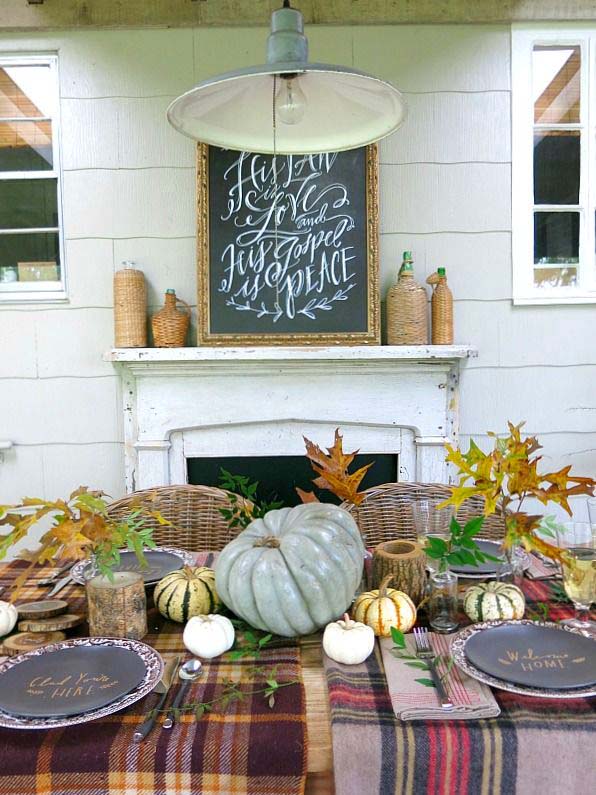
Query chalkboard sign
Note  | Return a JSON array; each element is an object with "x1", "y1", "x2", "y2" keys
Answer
[{"x1": 196, "y1": 144, "x2": 379, "y2": 345}]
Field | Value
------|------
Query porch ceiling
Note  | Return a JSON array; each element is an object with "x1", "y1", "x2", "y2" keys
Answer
[{"x1": 2, "y1": 1, "x2": 596, "y2": 31}]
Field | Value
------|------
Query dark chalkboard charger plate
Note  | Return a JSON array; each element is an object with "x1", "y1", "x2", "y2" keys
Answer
[
  {"x1": 447, "y1": 540, "x2": 530, "y2": 578},
  {"x1": 464, "y1": 622, "x2": 596, "y2": 690},
  {"x1": 2, "y1": 632, "x2": 67, "y2": 657},
  {"x1": 18, "y1": 613, "x2": 85, "y2": 633},
  {"x1": 70, "y1": 547, "x2": 194, "y2": 586},
  {"x1": 17, "y1": 600, "x2": 69, "y2": 619},
  {"x1": 0, "y1": 644, "x2": 147, "y2": 717}
]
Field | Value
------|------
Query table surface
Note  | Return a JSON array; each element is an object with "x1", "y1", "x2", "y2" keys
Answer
[
  {"x1": 0, "y1": 560, "x2": 334, "y2": 793},
  {"x1": 1, "y1": 560, "x2": 593, "y2": 795}
]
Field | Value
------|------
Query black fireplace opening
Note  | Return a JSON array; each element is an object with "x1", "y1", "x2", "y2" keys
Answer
[{"x1": 187, "y1": 453, "x2": 397, "y2": 507}]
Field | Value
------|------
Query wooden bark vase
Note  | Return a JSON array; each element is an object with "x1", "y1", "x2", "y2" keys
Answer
[
  {"x1": 86, "y1": 571, "x2": 147, "y2": 640},
  {"x1": 372, "y1": 540, "x2": 426, "y2": 606}
]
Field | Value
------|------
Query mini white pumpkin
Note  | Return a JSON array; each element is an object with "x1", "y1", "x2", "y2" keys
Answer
[
  {"x1": 322, "y1": 613, "x2": 375, "y2": 665},
  {"x1": 463, "y1": 581, "x2": 526, "y2": 622},
  {"x1": 183, "y1": 614, "x2": 235, "y2": 659},
  {"x1": 0, "y1": 600, "x2": 18, "y2": 638}
]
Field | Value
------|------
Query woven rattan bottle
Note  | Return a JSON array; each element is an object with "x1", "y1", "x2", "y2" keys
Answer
[
  {"x1": 151, "y1": 289, "x2": 190, "y2": 347},
  {"x1": 427, "y1": 267, "x2": 453, "y2": 344},
  {"x1": 386, "y1": 251, "x2": 428, "y2": 345},
  {"x1": 113, "y1": 262, "x2": 147, "y2": 347}
]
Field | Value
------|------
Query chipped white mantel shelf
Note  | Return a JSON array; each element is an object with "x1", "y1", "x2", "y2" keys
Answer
[
  {"x1": 104, "y1": 345, "x2": 477, "y2": 492},
  {"x1": 105, "y1": 344, "x2": 477, "y2": 370}
]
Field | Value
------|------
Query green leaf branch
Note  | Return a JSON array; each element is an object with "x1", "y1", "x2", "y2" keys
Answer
[
  {"x1": 152, "y1": 666, "x2": 298, "y2": 721},
  {"x1": 390, "y1": 626, "x2": 454, "y2": 689},
  {"x1": 423, "y1": 516, "x2": 501, "y2": 573},
  {"x1": 218, "y1": 469, "x2": 284, "y2": 530}
]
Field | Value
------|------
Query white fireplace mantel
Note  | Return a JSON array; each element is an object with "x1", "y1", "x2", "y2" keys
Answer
[{"x1": 104, "y1": 345, "x2": 477, "y2": 492}]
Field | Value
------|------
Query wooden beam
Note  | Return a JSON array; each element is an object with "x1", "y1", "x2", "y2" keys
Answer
[{"x1": 1, "y1": 1, "x2": 596, "y2": 31}]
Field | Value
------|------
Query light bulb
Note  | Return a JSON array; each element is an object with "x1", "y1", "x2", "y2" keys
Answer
[{"x1": 276, "y1": 75, "x2": 307, "y2": 125}]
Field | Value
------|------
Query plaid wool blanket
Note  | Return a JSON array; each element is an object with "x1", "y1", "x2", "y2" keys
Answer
[
  {"x1": 324, "y1": 579, "x2": 596, "y2": 795},
  {"x1": 0, "y1": 557, "x2": 307, "y2": 795}
]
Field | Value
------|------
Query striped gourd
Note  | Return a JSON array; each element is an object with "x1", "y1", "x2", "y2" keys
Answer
[
  {"x1": 463, "y1": 581, "x2": 525, "y2": 622},
  {"x1": 154, "y1": 566, "x2": 221, "y2": 623},
  {"x1": 352, "y1": 575, "x2": 417, "y2": 637}
]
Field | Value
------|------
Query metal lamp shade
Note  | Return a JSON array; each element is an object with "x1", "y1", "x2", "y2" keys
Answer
[
  {"x1": 166, "y1": 4, "x2": 406, "y2": 154},
  {"x1": 167, "y1": 62, "x2": 406, "y2": 154}
]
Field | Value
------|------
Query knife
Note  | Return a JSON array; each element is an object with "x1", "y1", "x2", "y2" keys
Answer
[
  {"x1": 37, "y1": 563, "x2": 73, "y2": 586},
  {"x1": 45, "y1": 574, "x2": 73, "y2": 598},
  {"x1": 133, "y1": 654, "x2": 181, "y2": 743}
]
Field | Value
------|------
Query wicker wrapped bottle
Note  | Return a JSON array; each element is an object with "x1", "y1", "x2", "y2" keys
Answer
[
  {"x1": 386, "y1": 251, "x2": 428, "y2": 345},
  {"x1": 427, "y1": 267, "x2": 453, "y2": 344},
  {"x1": 151, "y1": 289, "x2": 190, "y2": 347},
  {"x1": 113, "y1": 262, "x2": 147, "y2": 347}
]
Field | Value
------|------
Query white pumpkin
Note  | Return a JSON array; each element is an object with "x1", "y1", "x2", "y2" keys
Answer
[
  {"x1": 463, "y1": 581, "x2": 526, "y2": 622},
  {"x1": 183, "y1": 614, "x2": 235, "y2": 659},
  {"x1": 322, "y1": 613, "x2": 375, "y2": 665},
  {"x1": 0, "y1": 600, "x2": 18, "y2": 638}
]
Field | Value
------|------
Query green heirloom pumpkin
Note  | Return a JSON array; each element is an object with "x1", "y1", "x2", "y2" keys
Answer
[
  {"x1": 214, "y1": 503, "x2": 365, "y2": 637},
  {"x1": 463, "y1": 581, "x2": 525, "y2": 622}
]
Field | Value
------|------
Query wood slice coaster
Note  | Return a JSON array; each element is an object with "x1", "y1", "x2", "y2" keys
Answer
[
  {"x1": 2, "y1": 631, "x2": 66, "y2": 656},
  {"x1": 17, "y1": 613, "x2": 84, "y2": 633},
  {"x1": 16, "y1": 599, "x2": 68, "y2": 619}
]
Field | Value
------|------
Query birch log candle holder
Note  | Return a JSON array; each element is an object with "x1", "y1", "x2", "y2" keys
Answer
[
  {"x1": 371, "y1": 540, "x2": 427, "y2": 606},
  {"x1": 86, "y1": 572, "x2": 147, "y2": 640}
]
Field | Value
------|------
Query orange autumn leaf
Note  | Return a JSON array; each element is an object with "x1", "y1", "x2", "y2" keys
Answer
[
  {"x1": 443, "y1": 421, "x2": 596, "y2": 564},
  {"x1": 301, "y1": 429, "x2": 372, "y2": 506},
  {"x1": 295, "y1": 487, "x2": 319, "y2": 504}
]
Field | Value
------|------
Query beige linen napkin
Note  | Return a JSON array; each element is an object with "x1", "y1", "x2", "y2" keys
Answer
[
  {"x1": 380, "y1": 632, "x2": 500, "y2": 721},
  {"x1": 525, "y1": 553, "x2": 559, "y2": 580}
]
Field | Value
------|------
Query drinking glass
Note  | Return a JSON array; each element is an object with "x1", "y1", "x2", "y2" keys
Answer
[
  {"x1": 556, "y1": 522, "x2": 595, "y2": 634},
  {"x1": 411, "y1": 498, "x2": 454, "y2": 573},
  {"x1": 587, "y1": 498, "x2": 596, "y2": 535},
  {"x1": 428, "y1": 570, "x2": 459, "y2": 633}
]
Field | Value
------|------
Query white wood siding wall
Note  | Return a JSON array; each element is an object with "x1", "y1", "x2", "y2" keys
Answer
[{"x1": 0, "y1": 25, "x2": 594, "y2": 526}]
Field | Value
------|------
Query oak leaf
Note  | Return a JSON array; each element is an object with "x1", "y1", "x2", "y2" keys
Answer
[{"x1": 300, "y1": 429, "x2": 372, "y2": 506}]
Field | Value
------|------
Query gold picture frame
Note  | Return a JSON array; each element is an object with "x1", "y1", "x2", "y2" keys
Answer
[{"x1": 196, "y1": 143, "x2": 380, "y2": 346}]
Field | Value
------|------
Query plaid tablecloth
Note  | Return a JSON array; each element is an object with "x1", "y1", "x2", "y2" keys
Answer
[
  {"x1": 0, "y1": 557, "x2": 307, "y2": 795},
  {"x1": 324, "y1": 579, "x2": 596, "y2": 795}
]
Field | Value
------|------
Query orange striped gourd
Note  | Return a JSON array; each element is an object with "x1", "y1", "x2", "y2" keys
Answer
[{"x1": 352, "y1": 575, "x2": 417, "y2": 637}]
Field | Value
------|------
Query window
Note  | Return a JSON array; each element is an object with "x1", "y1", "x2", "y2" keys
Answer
[
  {"x1": 512, "y1": 26, "x2": 596, "y2": 304},
  {"x1": 0, "y1": 55, "x2": 65, "y2": 302}
]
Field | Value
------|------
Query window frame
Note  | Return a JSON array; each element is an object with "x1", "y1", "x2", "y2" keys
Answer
[
  {"x1": 512, "y1": 24, "x2": 596, "y2": 305},
  {"x1": 0, "y1": 53, "x2": 67, "y2": 303}
]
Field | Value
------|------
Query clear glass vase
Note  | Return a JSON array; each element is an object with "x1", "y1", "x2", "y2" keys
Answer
[
  {"x1": 496, "y1": 545, "x2": 525, "y2": 587},
  {"x1": 428, "y1": 570, "x2": 459, "y2": 633},
  {"x1": 82, "y1": 551, "x2": 100, "y2": 582}
]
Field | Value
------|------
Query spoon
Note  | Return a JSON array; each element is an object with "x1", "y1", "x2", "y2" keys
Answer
[{"x1": 162, "y1": 658, "x2": 203, "y2": 729}]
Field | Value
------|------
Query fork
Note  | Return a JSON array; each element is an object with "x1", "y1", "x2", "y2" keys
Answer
[{"x1": 413, "y1": 627, "x2": 454, "y2": 711}]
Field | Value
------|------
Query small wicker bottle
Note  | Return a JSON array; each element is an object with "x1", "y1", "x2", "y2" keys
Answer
[
  {"x1": 113, "y1": 262, "x2": 147, "y2": 347},
  {"x1": 427, "y1": 267, "x2": 453, "y2": 344},
  {"x1": 151, "y1": 289, "x2": 190, "y2": 347},
  {"x1": 386, "y1": 251, "x2": 428, "y2": 345}
]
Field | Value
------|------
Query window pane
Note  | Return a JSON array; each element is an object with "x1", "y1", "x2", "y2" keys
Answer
[
  {"x1": 0, "y1": 65, "x2": 53, "y2": 119},
  {"x1": 0, "y1": 179, "x2": 58, "y2": 229},
  {"x1": 0, "y1": 120, "x2": 52, "y2": 171},
  {"x1": 533, "y1": 266, "x2": 577, "y2": 288},
  {"x1": 534, "y1": 211, "x2": 579, "y2": 264},
  {"x1": 533, "y1": 45, "x2": 580, "y2": 123},
  {"x1": 534, "y1": 130, "x2": 580, "y2": 204},
  {"x1": 0, "y1": 232, "x2": 60, "y2": 283}
]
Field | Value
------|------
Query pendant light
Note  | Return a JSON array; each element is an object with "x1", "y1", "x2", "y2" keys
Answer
[{"x1": 167, "y1": 1, "x2": 406, "y2": 154}]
